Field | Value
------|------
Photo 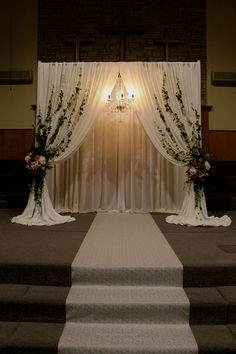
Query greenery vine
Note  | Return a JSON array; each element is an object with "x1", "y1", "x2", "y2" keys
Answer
[
  {"x1": 25, "y1": 69, "x2": 89, "y2": 206},
  {"x1": 154, "y1": 73, "x2": 210, "y2": 208}
]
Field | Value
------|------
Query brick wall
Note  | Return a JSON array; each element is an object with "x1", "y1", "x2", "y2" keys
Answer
[{"x1": 38, "y1": 0, "x2": 206, "y2": 103}]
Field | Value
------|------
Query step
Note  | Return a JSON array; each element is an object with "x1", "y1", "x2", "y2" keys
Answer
[
  {"x1": 183, "y1": 265, "x2": 236, "y2": 287},
  {"x1": 2, "y1": 322, "x2": 236, "y2": 354},
  {"x1": 0, "y1": 214, "x2": 94, "y2": 285},
  {"x1": 1, "y1": 284, "x2": 235, "y2": 326},
  {"x1": 186, "y1": 287, "x2": 228, "y2": 325},
  {"x1": 0, "y1": 264, "x2": 71, "y2": 286},
  {"x1": 0, "y1": 321, "x2": 64, "y2": 354},
  {"x1": 72, "y1": 266, "x2": 182, "y2": 286},
  {"x1": 66, "y1": 285, "x2": 189, "y2": 324},
  {"x1": 217, "y1": 286, "x2": 236, "y2": 323},
  {"x1": 191, "y1": 324, "x2": 236, "y2": 354},
  {"x1": 59, "y1": 322, "x2": 198, "y2": 354},
  {"x1": 0, "y1": 284, "x2": 69, "y2": 323},
  {"x1": 0, "y1": 322, "x2": 236, "y2": 354}
]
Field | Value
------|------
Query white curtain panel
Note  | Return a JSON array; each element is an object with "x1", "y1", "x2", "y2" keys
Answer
[
  {"x1": 12, "y1": 62, "x2": 120, "y2": 225},
  {"x1": 119, "y1": 62, "x2": 230, "y2": 226},
  {"x1": 53, "y1": 108, "x2": 185, "y2": 213},
  {"x1": 52, "y1": 61, "x2": 197, "y2": 214},
  {"x1": 37, "y1": 61, "x2": 120, "y2": 162},
  {"x1": 119, "y1": 61, "x2": 201, "y2": 165}
]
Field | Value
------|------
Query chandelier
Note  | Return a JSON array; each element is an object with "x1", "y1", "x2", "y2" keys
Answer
[{"x1": 107, "y1": 73, "x2": 134, "y2": 113}]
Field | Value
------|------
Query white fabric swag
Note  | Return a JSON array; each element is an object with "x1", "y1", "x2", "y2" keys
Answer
[{"x1": 11, "y1": 61, "x2": 231, "y2": 226}]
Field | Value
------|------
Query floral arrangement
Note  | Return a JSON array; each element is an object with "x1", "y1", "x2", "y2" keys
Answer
[
  {"x1": 25, "y1": 150, "x2": 51, "y2": 206},
  {"x1": 154, "y1": 73, "x2": 211, "y2": 208},
  {"x1": 26, "y1": 69, "x2": 89, "y2": 206},
  {"x1": 186, "y1": 150, "x2": 211, "y2": 207}
]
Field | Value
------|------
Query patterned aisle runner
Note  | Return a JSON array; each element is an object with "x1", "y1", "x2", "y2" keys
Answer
[{"x1": 58, "y1": 212, "x2": 198, "y2": 354}]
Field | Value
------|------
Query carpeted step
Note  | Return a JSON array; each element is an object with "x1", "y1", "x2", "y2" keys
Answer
[
  {"x1": 191, "y1": 324, "x2": 236, "y2": 354},
  {"x1": 186, "y1": 287, "x2": 228, "y2": 325},
  {"x1": 72, "y1": 266, "x2": 182, "y2": 286},
  {"x1": 0, "y1": 263, "x2": 71, "y2": 286},
  {"x1": 217, "y1": 286, "x2": 236, "y2": 323},
  {"x1": 0, "y1": 212, "x2": 96, "y2": 285},
  {"x1": 183, "y1": 265, "x2": 236, "y2": 287},
  {"x1": 0, "y1": 284, "x2": 69, "y2": 323},
  {"x1": 2, "y1": 322, "x2": 236, "y2": 354},
  {"x1": 152, "y1": 212, "x2": 236, "y2": 287},
  {"x1": 0, "y1": 321, "x2": 64, "y2": 354},
  {"x1": 59, "y1": 322, "x2": 198, "y2": 354},
  {"x1": 66, "y1": 285, "x2": 189, "y2": 324},
  {"x1": 72, "y1": 213, "x2": 183, "y2": 287},
  {"x1": 59, "y1": 214, "x2": 197, "y2": 353}
]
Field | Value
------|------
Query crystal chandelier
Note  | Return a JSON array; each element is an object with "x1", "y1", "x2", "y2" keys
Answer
[{"x1": 107, "y1": 73, "x2": 134, "y2": 113}]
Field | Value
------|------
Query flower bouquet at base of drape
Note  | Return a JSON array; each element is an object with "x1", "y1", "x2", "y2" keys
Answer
[
  {"x1": 186, "y1": 149, "x2": 211, "y2": 209},
  {"x1": 25, "y1": 149, "x2": 53, "y2": 207}
]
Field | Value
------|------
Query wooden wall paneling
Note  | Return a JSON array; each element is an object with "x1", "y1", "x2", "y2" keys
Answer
[
  {"x1": 201, "y1": 106, "x2": 211, "y2": 152},
  {"x1": 208, "y1": 130, "x2": 236, "y2": 161},
  {"x1": 0, "y1": 129, "x2": 35, "y2": 160},
  {"x1": 0, "y1": 123, "x2": 235, "y2": 161}
]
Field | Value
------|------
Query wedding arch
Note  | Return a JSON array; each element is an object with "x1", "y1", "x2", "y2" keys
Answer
[{"x1": 12, "y1": 61, "x2": 231, "y2": 226}]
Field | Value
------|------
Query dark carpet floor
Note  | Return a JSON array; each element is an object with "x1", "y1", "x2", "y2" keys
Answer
[{"x1": 0, "y1": 208, "x2": 236, "y2": 354}]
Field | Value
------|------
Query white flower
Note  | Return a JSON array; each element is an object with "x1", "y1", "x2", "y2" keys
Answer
[
  {"x1": 38, "y1": 156, "x2": 46, "y2": 165},
  {"x1": 189, "y1": 166, "x2": 197, "y2": 175},
  {"x1": 205, "y1": 161, "x2": 211, "y2": 170},
  {"x1": 31, "y1": 161, "x2": 38, "y2": 170},
  {"x1": 25, "y1": 154, "x2": 31, "y2": 163}
]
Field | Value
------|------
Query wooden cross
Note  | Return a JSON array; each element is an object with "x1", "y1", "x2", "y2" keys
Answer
[
  {"x1": 65, "y1": 32, "x2": 91, "y2": 61},
  {"x1": 155, "y1": 31, "x2": 179, "y2": 61},
  {"x1": 101, "y1": 9, "x2": 144, "y2": 61}
]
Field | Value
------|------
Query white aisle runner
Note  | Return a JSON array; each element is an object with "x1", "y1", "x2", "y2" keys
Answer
[{"x1": 58, "y1": 213, "x2": 198, "y2": 354}]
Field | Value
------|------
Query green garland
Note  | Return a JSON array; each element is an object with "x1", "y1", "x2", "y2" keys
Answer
[
  {"x1": 154, "y1": 73, "x2": 210, "y2": 208},
  {"x1": 25, "y1": 69, "x2": 89, "y2": 206}
]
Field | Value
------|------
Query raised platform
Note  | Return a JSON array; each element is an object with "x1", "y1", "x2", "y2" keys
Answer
[{"x1": 0, "y1": 209, "x2": 235, "y2": 353}]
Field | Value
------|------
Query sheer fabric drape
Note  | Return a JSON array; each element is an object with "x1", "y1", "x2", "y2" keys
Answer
[
  {"x1": 52, "y1": 61, "x2": 195, "y2": 214},
  {"x1": 11, "y1": 61, "x2": 231, "y2": 226},
  {"x1": 53, "y1": 109, "x2": 185, "y2": 213},
  {"x1": 120, "y1": 62, "x2": 231, "y2": 226},
  {"x1": 12, "y1": 62, "x2": 119, "y2": 225},
  {"x1": 38, "y1": 62, "x2": 119, "y2": 162},
  {"x1": 120, "y1": 61, "x2": 201, "y2": 165}
]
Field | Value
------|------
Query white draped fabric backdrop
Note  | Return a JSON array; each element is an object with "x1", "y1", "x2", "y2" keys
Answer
[
  {"x1": 12, "y1": 61, "x2": 231, "y2": 226},
  {"x1": 53, "y1": 110, "x2": 185, "y2": 213}
]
